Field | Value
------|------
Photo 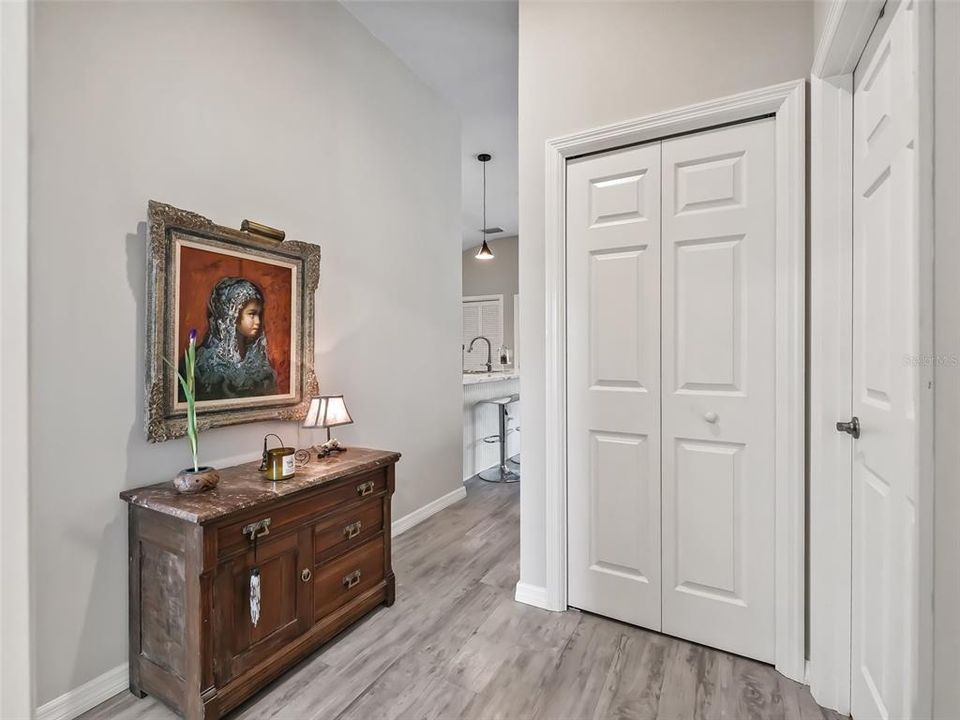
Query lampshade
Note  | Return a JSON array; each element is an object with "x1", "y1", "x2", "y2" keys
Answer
[
  {"x1": 475, "y1": 240, "x2": 494, "y2": 260},
  {"x1": 303, "y1": 395, "x2": 353, "y2": 429}
]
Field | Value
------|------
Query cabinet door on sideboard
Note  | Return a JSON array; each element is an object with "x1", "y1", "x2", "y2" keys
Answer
[{"x1": 214, "y1": 527, "x2": 313, "y2": 684}]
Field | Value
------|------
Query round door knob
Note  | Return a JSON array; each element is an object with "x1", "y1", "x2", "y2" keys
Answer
[
  {"x1": 836, "y1": 416, "x2": 860, "y2": 439},
  {"x1": 301, "y1": 568, "x2": 312, "y2": 583},
  {"x1": 704, "y1": 411, "x2": 719, "y2": 424}
]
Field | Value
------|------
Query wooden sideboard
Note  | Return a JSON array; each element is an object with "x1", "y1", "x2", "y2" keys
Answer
[{"x1": 120, "y1": 447, "x2": 400, "y2": 719}]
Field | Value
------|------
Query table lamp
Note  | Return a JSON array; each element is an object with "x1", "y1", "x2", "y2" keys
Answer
[{"x1": 302, "y1": 395, "x2": 353, "y2": 457}]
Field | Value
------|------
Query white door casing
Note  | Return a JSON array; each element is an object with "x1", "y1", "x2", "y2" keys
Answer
[
  {"x1": 566, "y1": 143, "x2": 663, "y2": 629},
  {"x1": 660, "y1": 119, "x2": 777, "y2": 662},
  {"x1": 851, "y1": 1, "x2": 919, "y2": 717}
]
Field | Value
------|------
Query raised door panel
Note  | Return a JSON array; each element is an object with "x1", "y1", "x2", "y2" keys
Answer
[
  {"x1": 674, "y1": 152, "x2": 745, "y2": 215},
  {"x1": 590, "y1": 249, "x2": 649, "y2": 389},
  {"x1": 567, "y1": 143, "x2": 662, "y2": 629},
  {"x1": 661, "y1": 118, "x2": 776, "y2": 663},
  {"x1": 590, "y1": 170, "x2": 648, "y2": 225},
  {"x1": 674, "y1": 236, "x2": 744, "y2": 393},
  {"x1": 588, "y1": 432, "x2": 654, "y2": 582},
  {"x1": 851, "y1": 2, "x2": 919, "y2": 717},
  {"x1": 860, "y1": 164, "x2": 893, "y2": 411},
  {"x1": 138, "y1": 541, "x2": 187, "y2": 680},
  {"x1": 214, "y1": 527, "x2": 312, "y2": 684},
  {"x1": 673, "y1": 439, "x2": 745, "y2": 605}
]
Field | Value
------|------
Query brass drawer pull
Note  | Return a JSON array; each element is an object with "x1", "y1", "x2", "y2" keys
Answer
[
  {"x1": 242, "y1": 518, "x2": 271, "y2": 541},
  {"x1": 342, "y1": 570, "x2": 361, "y2": 589},
  {"x1": 343, "y1": 521, "x2": 362, "y2": 540},
  {"x1": 301, "y1": 568, "x2": 312, "y2": 583},
  {"x1": 356, "y1": 481, "x2": 375, "y2": 497}
]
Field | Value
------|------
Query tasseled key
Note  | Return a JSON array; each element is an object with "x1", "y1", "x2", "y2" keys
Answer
[{"x1": 250, "y1": 568, "x2": 261, "y2": 627}]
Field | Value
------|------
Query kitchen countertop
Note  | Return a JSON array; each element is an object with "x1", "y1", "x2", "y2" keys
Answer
[{"x1": 463, "y1": 369, "x2": 520, "y2": 386}]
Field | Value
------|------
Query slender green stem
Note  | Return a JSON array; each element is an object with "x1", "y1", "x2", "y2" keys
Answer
[{"x1": 163, "y1": 349, "x2": 200, "y2": 472}]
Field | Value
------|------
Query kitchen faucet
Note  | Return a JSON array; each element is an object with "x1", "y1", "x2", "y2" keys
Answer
[{"x1": 468, "y1": 336, "x2": 493, "y2": 372}]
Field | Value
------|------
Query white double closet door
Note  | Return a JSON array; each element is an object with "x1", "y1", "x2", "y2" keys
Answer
[{"x1": 567, "y1": 118, "x2": 777, "y2": 663}]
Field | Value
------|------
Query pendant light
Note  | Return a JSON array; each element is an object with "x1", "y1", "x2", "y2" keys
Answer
[{"x1": 475, "y1": 153, "x2": 495, "y2": 260}]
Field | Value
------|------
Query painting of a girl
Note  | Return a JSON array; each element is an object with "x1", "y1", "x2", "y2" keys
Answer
[
  {"x1": 190, "y1": 277, "x2": 278, "y2": 400},
  {"x1": 147, "y1": 201, "x2": 316, "y2": 442},
  {"x1": 173, "y1": 240, "x2": 297, "y2": 407}
]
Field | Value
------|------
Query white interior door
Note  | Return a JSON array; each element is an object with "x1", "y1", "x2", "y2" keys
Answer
[
  {"x1": 567, "y1": 143, "x2": 662, "y2": 629},
  {"x1": 660, "y1": 119, "x2": 777, "y2": 663},
  {"x1": 850, "y1": 2, "x2": 919, "y2": 717}
]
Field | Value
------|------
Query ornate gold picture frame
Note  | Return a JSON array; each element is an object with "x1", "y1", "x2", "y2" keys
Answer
[{"x1": 145, "y1": 201, "x2": 320, "y2": 442}]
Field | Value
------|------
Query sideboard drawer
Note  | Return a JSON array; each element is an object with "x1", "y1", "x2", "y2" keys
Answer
[
  {"x1": 314, "y1": 535, "x2": 384, "y2": 620},
  {"x1": 217, "y1": 469, "x2": 388, "y2": 557},
  {"x1": 313, "y1": 499, "x2": 383, "y2": 564}
]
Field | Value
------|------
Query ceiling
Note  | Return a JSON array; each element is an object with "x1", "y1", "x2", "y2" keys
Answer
[{"x1": 342, "y1": 0, "x2": 519, "y2": 249}]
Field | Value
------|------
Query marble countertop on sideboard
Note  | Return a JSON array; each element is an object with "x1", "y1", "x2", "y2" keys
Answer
[
  {"x1": 119, "y1": 446, "x2": 401, "y2": 524},
  {"x1": 463, "y1": 369, "x2": 519, "y2": 386}
]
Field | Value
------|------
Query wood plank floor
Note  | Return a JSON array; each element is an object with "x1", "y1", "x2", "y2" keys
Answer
[{"x1": 83, "y1": 477, "x2": 846, "y2": 720}]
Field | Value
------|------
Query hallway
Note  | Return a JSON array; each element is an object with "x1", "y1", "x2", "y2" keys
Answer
[{"x1": 85, "y1": 477, "x2": 841, "y2": 720}]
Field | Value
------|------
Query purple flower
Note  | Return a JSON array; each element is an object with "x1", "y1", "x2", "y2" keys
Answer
[{"x1": 188, "y1": 328, "x2": 197, "y2": 344}]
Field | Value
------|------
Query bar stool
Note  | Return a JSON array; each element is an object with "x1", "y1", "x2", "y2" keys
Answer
[
  {"x1": 477, "y1": 395, "x2": 520, "y2": 483},
  {"x1": 506, "y1": 392, "x2": 520, "y2": 468}
]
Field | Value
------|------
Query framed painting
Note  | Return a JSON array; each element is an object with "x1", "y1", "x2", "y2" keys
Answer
[{"x1": 145, "y1": 201, "x2": 320, "y2": 442}]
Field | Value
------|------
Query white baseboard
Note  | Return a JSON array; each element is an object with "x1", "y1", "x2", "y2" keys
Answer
[
  {"x1": 514, "y1": 582, "x2": 551, "y2": 610},
  {"x1": 36, "y1": 663, "x2": 128, "y2": 720},
  {"x1": 37, "y1": 487, "x2": 466, "y2": 720},
  {"x1": 391, "y1": 485, "x2": 466, "y2": 537}
]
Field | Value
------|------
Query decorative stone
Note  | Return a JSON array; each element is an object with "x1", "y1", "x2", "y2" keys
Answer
[{"x1": 173, "y1": 466, "x2": 221, "y2": 494}]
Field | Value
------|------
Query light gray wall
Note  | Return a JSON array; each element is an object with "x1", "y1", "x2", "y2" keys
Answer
[
  {"x1": 29, "y1": 1, "x2": 461, "y2": 705},
  {"x1": 462, "y1": 236, "x2": 519, "y2": 351},
  {"x1": 934, "y1": 1, "x2": 960, "y2": 715},
  {"x1": 518, "y1": 0, "x2": 813, "y2": 590},
  {"x1": 813, "y1": 0, "x2": 831, "y2": 55}
]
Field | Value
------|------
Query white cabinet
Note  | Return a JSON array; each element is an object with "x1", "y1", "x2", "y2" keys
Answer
[{"x1": 462, "y1": 296, "x2": 503, "y2": 371}]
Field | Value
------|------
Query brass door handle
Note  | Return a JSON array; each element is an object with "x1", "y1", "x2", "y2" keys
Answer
[
  {"x1": 242, "y1": 518, "x2": 272, "y2": 541},
  {"x1": 301, "y1": 568, "x2": 312, "y2": 583},
  {"x1": 342, "y1": 570, "x2": 361, "y2": 589},
  {"x1": 356, "y1": 481, "x2": 375, "y2": 497},
  {"x1": 343, "y1": 521, "x2": 362, "y2": 540}
]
